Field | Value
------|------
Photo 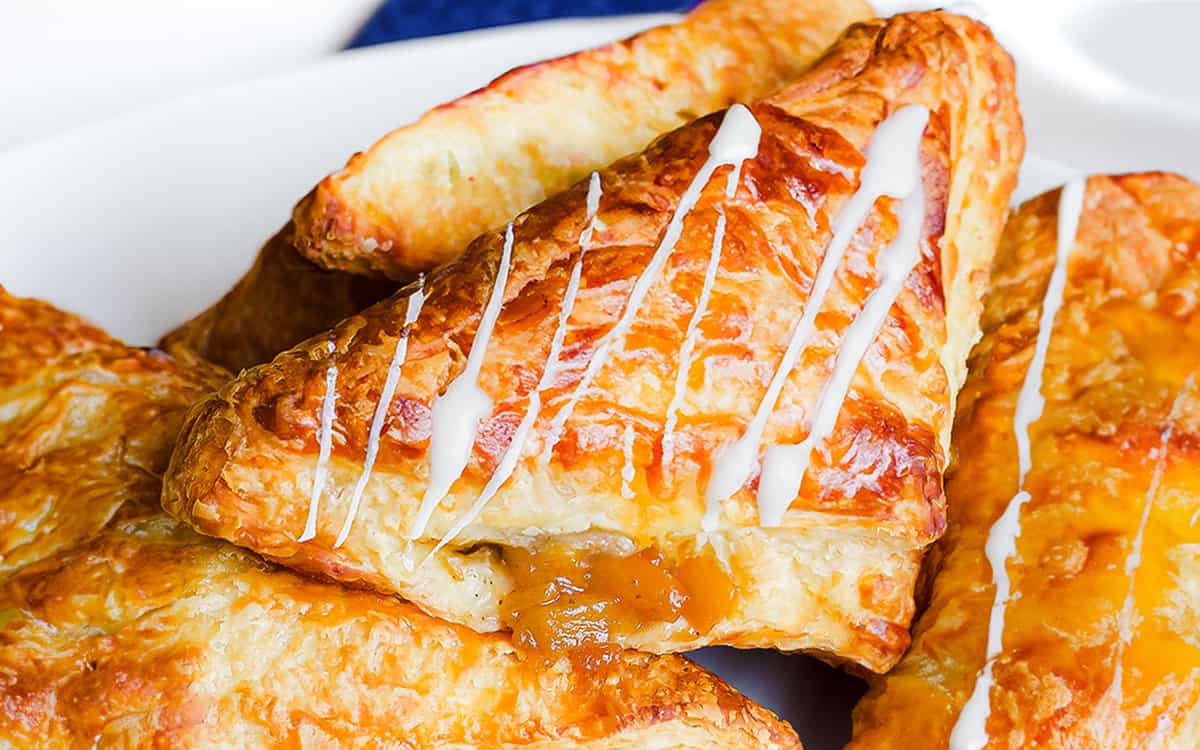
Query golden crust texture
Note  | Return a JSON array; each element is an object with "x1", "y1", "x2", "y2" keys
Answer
[
  {"x1": 0, "y1": 288, "x2": 801, "y2": 749},
  {"x1": 161, "y1": 0, "x2": 870, "y2": 371},
  {"x1": 292, "y1": 0, "x2": 872, "y2": 280},
  {"x1": 163, "y1": 11, "x2": 1023, "y2": 672},
  {"x1": 159, "y1": 227, "x2": 396, "y2": 373},
  {"x1": 0, "y1": 291, "x2": 223, "y2": 577},
  {"x1": 848, "y1": 173, "x2": 1200, "y2": 748}
]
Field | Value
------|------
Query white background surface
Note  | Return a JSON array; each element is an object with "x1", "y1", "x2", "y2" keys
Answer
[
  {"x1": 0, "y1": 0, "x2": 380, "y2": 152},
  {"x1": 1, "y1": 3, "x2": 1199, "y2": 747},
  {"x1": 0, "y1": 15, "x2": 675, "y2": 342}
]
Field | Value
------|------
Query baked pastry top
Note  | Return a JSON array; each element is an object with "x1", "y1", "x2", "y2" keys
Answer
[
  {"x1": 292, "y1": 0, "x2": 873, "y2": 280},
  {"x1": 848, "y1": 173, "x2": 1200, "y2": 748},
  {"x1": 161, "y1": 0, "x2": 871, "y2": 371},
  {"x1": 163, "y1": 10, "x2": 1023, "y2": 672},
  {"x1": 0, "y1": 287, "x2": 801, "y2": 749}
]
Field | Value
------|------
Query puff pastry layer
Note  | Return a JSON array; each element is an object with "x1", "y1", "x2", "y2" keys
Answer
[
  {"x1": 0, "y1": 287, "x2": 801, "y2": 749},
  {"x1": 163, "y1": 11, "x2": 1023, "y2": 672},
  {"x1": 849, "y1": 173, "x2": 1200, "y2": 748},
  {"x1": 292, "y1": 0, "x2": 871, "y2": 280},
  {"x1": 162, "y1": 0, "x2": 870, "y2": 370}
]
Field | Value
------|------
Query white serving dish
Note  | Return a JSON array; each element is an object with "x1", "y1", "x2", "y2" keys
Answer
[{"x1": 1, "y1": 4, "x2": 1196, "y2": 746}]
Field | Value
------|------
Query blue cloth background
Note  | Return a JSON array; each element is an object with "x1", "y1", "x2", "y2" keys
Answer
[{"x1": 349, "y1": 0, "x2": 692, "y2": 48}]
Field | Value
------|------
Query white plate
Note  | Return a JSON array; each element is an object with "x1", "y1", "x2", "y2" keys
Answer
[{"x1": 1, "y1": 6, "x2": 1197, "y2": 748}]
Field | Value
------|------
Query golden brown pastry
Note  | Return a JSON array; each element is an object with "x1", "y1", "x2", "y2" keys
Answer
[
  {"x1": 163, "y1": 11, "x2": 1023, "y2": 673},
  {"x1": 292, "y1": 0, "x2": 873, "y2": 280},
  {"x1": 160, "y1": 228, "x2": 396, "y2": 372},
  {"x1": 162, "y1": 0, "x2": 871, "y2": 371},
  {"x1": 0, "y1": 286, "x2": 802, "y2": 749},
  {"x1": 848, "y1": 173, "x2": 1200, "y2": 748}
]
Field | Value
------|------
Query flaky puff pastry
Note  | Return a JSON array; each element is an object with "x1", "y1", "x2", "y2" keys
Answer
[
  {"x1": 163, "y1": 11, "x2": 1023, "y2": 673},
  {"x1": 0, "y1": 288, "x2": 802, "y2": 749},
  {"x1": 292, "y1": 0, "x2": 871, "y2": 281},
  {"x1": 849, "y1": 173, "x2": 1200, "y2": 748},
  {"x1": 162, "y1": 0, "x2": 871, "y2": 372}
]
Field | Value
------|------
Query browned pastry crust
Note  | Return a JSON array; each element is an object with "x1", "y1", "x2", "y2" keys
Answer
[
  {"x1": 0, "y1": 286, "x2": 802, "y2": 750},
  {"x1": 159, "y1": 227, "x2": 395, "y2": 373},
  {"x1": 161, "y1": 0, "x2": 869, "y2": 370},
  {"x1": 163, "y1": 11, "x2": 1023, "y2": 672},
  {"x1": 0, "y1": 293, "x2": 224, "y2": 577},
  {"x1": 848, "y1": 173, "x2": 1200, "y2": 747},
  {"x1": 292, "y1": 0, "x2": 872, "y2": 280}
]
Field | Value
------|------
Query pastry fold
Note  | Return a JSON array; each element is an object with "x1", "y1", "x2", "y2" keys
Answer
[
  {"x1": 848, "y1": 173, "x2": 1200, "y2": 748},
  {"x1": 0, "y1": 286, "x2": 801, "y2": 750},
  {"x1": 162, "y1": 0, "x2": 870, "y2": 371},
  {"x1": 292, "y1": 0, "x2": 872, "y2": 280},
  {"x1": 163, "y1": 11, "x2": 1023, "y2": 672}
]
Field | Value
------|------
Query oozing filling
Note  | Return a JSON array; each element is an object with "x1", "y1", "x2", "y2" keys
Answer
[{"x1": 499, "y1": 545, "x2": 735, "y2": 653}]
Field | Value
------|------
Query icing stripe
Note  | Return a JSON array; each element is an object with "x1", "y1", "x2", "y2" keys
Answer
[
  {"x1": 662, "y1": 207, "x2": 728, "y2": 480},
  {"x1": 757, "y1": 114, "x2": 928, "y2": 526},
  {"x1": 408, "y1": 223, "x2": 514, "y2": 541},
  {"x1": 620, "y1": 422, "x2": 637, "y2": 499},
  {"x1": 704, "y1": 105, "x2": 930, "y2": 529},
  {"x1": 542, "y1": 171, "x2": 603, "y2": 396},
  {"x1": 950, "y1": 176, "x2": 1086, "y2": 750},
  {"x1": 332, "y1": 275, "x2": 427, "y2": 549},
  {"x1": 299, "y1": 339, "x2": 339, "y2": 542},
  {"x1": 1105, "y1": 372, "x2": 1196, "y2": 705},
  {"x1": 540, "y1": 104, "x2": 762, "y2": 466},
  {"x1": 427, "y1": 174, "x2": 603, "y2": 556}
]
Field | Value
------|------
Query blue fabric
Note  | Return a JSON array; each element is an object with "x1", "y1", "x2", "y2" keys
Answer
[{"x1": 349, "y1": 0, "x2": 692, "y2": 48}]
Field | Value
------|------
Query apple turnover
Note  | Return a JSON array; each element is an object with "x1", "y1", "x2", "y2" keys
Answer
[
  {"x1": 163, "y1": 0, "x2": 871, "y2": 371},
  {"x1": 848, "y1": 173, "x2": 1200, "y2": 748},
  {"x1": 163, "y1": 11, "x2": 1024, "y2": 672},
  {"x1": 0, "y1": 286, "x2": 801, "y2": 749}
]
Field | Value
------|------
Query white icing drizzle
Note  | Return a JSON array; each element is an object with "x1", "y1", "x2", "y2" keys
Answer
[
  {"x1": 950, "y1": 176, "x2": 1086, "y2": 750},
  {"x1": 585, "y1": 170, "x2": 602, "y2": 218},
  {"x1": 1105, "y1": 372, "x2": 1195, "y2": 705},
  {"x1": 407, "y1": 223, "x2": 514, "y2": 541},
  {"x1": 662, "y1": 205, "x2": 730, "y2": 479},
  {"x1": 704, "y1": 105, "x2": 929, "y2": 531},
  {"x1": 539, "y1": 104, "x2": 762, "y2": 466},
  {"x1": 620, "y1": 422, "x2": 637, "y2": 499},
  {"x1": 331, "y1": 275, "x2": 427, "y2": 549},
  {"x1": 299, "y1": 339, "x2": 339, "y2": 542},
  {"x1": 758, "y1": 111, "x2": 927, "y2": 527},
  {"x1": 543, "y1": 170, "x2": 604, "y2": 393},
  {"x1": 427, "y1": 174, "x2": 603, "y2": 556}
]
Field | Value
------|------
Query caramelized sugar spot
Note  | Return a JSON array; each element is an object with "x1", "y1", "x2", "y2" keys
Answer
[{"x1": 500, "y1": 544, "x2": 735, "y2": 653}]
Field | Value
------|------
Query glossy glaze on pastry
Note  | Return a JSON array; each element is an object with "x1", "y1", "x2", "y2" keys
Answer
[
  {"x1": 163, "y1": 11, "x2": 1024, "y2": 671},
  {"x1": 848, "y1": 173, "x2": 1200, "y2": 748},
  {"x1": 0, "y1": 286, "x2": 802, "y2": 750},
  {"x1": 292, "y1": 0, "x2": 872, "y2": 280},
  {"x1": 161, "y1": 0, "x2": 870, "y2": 371},
  {"x1": 330, "y1": 273, "x2": 427, "y2": 546}
]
